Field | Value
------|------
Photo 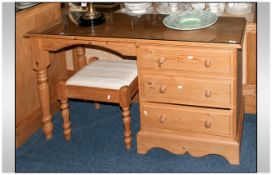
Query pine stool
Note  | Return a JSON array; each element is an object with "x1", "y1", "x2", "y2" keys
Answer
[{"x1": 57, "y1": 59, "x2": 138, "y2": 149}]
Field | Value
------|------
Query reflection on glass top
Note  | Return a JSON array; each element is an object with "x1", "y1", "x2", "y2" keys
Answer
[{"x1": 29, "y1": 13, "x2": 246, "y2": 44}]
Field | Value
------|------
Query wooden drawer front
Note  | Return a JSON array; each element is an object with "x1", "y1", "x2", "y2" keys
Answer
[
  {"x1": 142, "y1": 75, "x2": 232, "y2": 107},
  {"x1": 139, "y1": 45, "x2": 232, "y2": 75},
  {"x1": 141, "y1": 103, "x2": 232, "y2": 136}
]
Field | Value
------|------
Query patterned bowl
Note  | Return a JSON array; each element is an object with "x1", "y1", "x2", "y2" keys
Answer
[{"x1": 163, "y1": 10, "x2": 218, "y2": 31}]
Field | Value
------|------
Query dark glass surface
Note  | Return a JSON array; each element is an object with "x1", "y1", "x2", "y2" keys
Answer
[{"x1": 29, "y1": 13, "x2": 246, "y2": 44}]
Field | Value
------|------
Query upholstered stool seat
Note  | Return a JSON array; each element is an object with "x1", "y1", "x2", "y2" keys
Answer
[
  {"x1": 57, "y1": 59, "x2": 138, "y2": 149},
  {"x1": 67, "y1": 60, "x2": 137, "y2": 89}
]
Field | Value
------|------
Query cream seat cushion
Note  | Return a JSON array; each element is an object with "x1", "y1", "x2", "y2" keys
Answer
[{"x1": 66, "y1": 60, "x2": 137, "y2": 90}]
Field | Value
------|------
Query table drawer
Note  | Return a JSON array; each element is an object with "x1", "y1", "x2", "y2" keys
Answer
[
  {"x1": 141, "y1": 103, "x2": 233, "y2": 136},
  {"x1": 139, "y1": 45, "x2": 233, "y2": 75},
  {"x1": 141, "y1": 74, "x2": 232, "y2": 108}
]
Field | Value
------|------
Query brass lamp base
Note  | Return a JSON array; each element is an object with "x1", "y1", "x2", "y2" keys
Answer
[
  {"x1": 78, "y1": 2, "x2": 105, "y2": 27},
  {"x1": 79, "y1": 13, "x2": 105, "y2": 27}
]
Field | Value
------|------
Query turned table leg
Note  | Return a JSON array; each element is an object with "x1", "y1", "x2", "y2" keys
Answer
[
  {"x1": 76, "y1": 47, "x2": 100, "y2": 109},
  {"x1": 76, "y1": 47, "x2": 87, "y2": 69},
  {"x1": 36, "y1": 67, "x2": 53, "y2": 139}
]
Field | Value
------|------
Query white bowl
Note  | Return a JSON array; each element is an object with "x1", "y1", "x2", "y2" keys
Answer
[
  {"x1": 226, "y1": 3, "x2": 253, "y2": 15},
  {"x1": 191, "y1": 3, "x2": 206, "y2": 10},
  {"x1": 124, "y1": 3, "x2": 151, "y2": 7},
  {"x1": 124, "y1": 3, "x2": 152, "y2": 10}
]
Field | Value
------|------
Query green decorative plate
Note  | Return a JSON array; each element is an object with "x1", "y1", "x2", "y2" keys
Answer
[{"x1": 163, "y1": 10, "x2": 218, "y2": 31}]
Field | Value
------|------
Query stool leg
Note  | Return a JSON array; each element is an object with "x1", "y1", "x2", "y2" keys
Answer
[
  {"x1": 57, "y1": 81, "x2": 71, "y2": 141},
  {"x1": 121, "y1": 106, "x2": 132, "y2": 149},
  {"x1": 119, "y1": 86, "x2": 132, "y2": 149},
  {"x1": 94, "y1": 102, "x2": 101, "y2": 109},
  {"x1": 60, "y1": 99, "x2": 71, "y2": 141}
]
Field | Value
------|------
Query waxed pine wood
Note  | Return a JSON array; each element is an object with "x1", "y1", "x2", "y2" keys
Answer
[
  {"x1": 26, "y1": 13, "x2": 244, "y2": 164},
  {"x1": 136, "y1": 43, "x2": 243, "y2": 165},
  {"x1": 245, "y1": 26, "x2": 256, "y2": 85},
  {"x1": 138, "y1": 45, "x2": 233, "y2": 76},
  {"x1": 57, "y1": 55, "x2": 138, "y2": 149},
  {"x1": 16, "y1": 3, "x2": 66, "y2": 148},
  {"x1": 140, "y1": 102, "x2": 233, "y2": 136},
  {"x1": 141, "y1": 74, "x2": 233, "y2": 108},
  {"x1": 243, "y1": 23, "x2": 256, "y2": 114}
]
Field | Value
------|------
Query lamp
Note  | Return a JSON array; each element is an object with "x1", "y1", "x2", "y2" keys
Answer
[{"x1": 78, "y1": 3, "x2": 105, "y2": 26}]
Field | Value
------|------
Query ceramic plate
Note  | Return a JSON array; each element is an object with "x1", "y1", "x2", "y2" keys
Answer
[
  {"x1": 163, "y1": 10, "x2": 218, "y2": 31},
  {"x1": 16, "y1": 2, "x2": 40, "y2": 10}
]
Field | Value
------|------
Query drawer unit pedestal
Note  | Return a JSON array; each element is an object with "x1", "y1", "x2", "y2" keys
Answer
[{"x1": 137, "y1": 44, "x2": 244, "y2": 165}]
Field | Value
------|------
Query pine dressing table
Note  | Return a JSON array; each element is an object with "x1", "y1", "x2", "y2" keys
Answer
[{"x1": 25, "y1": 13, "x2": 246, "y2": 165}]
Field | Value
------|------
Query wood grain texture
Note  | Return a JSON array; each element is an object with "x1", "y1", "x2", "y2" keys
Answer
[
  {"x1": 36, "y1": 66, "x2": 53, "y2": 139},
  {"x1": 107, "y1": 42, "x2": 137, "y2": 56},
  {"x1": 16, "y1": 3, "x2": 66, "y2": 148},
  {"x1": 245, "y1": 28, "x2": 256, "y2": 85},
  {"x1": 72, "y1": 48, "x2": 79, "y2": 71},
  {"x1": 16, "y1": 106, "x2": 42, "y2": 147},
  {"x1": 137, "y1": 99, "x2": 244, "y2": 165},
  {"x1": 75, "y1": 47, "x2": 87, "y2": 69},
  {"x1": 68, "y1": 85, "x2": 120, "y2": 103},
  {"x1": 119, "y1": 86, "x2": 133, "y2": 149},
  {"x1": 140, "y1": 74, "x2": 234, "y2": 108},
  {"x1": 57, "y1": 80, "x2": 71, "y2": 141},
  {"x1": 138, "y1": 45, "x2": 234, "y2": 76},
  {"x1": 137, "y1": 129, "x2": 240, "y2": 165},
  {"x1": 29, "y1": 35, "x2": 242, "y2": 49},
  {"x1": 136, "y1": 40, "x2": 243, "y2": 164},
  {"x1": 241, "y1": 22, "x2": 256, "y2": 114},
  {"x1": 25, "y1": 12, "x2": 245, "y2": 164},
  {"x1": 57, "y1": 75, "x2": 138, "y2": 149},
  {"x1": 26, "y1": 10, "x2": 255, "y2": 112},
  {"x1": 140, "y1": 102, "x2": 233, "y2": 136},
  {"x1": 243, "y1": 85, "x2": 256, "y2": 114},
  {"x1": 48, "y1": 51, "x2": 68, "y2": 109}
]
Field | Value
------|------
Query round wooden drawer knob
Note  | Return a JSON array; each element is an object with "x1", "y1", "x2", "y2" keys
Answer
[
  {"x1": 157, "y1": 57, "x2": 165, "y2": 67},
  {"x1": 205, "y1": 90, "x2": 212, "y2": 97},
  {"x1": 159, "y1": 115, "x2": 166, "y2": 123},
  {"x1": 204, "y1": 60, "x2": 212, "y2": 68},
  {"x1": 205, "y1": 121, "x2": 212, "y2": 128},
  {"x1": 159, "y1": 85, "x2": 167, "y2": 93}
]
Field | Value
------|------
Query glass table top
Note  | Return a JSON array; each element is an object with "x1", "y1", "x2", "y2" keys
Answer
[{"x1": 28, "y1": 13, "x2": 246, "y2": 45}]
